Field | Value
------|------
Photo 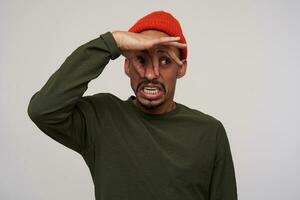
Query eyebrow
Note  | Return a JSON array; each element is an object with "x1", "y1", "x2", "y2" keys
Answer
[
  {"x1": 155, "y1": 49, "x2": 173, "y2": 57},
  {"x1": 137, "y1": 48, "x2": 171, "y2": 57},
  {"x1": 142, "y1": 49, "x2": 167, "y2": 53},
  {"x1": 156, "y1": 49, "x2": 168, "y2": 54}
]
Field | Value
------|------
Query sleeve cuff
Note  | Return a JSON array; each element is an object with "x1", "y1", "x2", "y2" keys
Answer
[{"x1": 100, "y1": 32, "x2": 121, "y2": 60}]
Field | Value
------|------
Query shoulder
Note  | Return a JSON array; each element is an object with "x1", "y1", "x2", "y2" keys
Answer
[
  {"x1": 179, "y1": 103, "x2": 220, "y2": 123},
  {"x1": 178, "y1": 104, "x2": 230, "y2": 146},
  {"x1": 177, "y1": 103, "x2": 223, "y2": 131},
  {"x1": 80, "y1": 92, "x2": 122, "y2": 104},
  {"x1": 77, "y1": 93, "x2": 124, "y2": 111}
]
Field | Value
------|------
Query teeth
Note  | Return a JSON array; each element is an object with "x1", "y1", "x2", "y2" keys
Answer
[{"x1": 143, "y1": 87, "x2": 159, "y2": 95}]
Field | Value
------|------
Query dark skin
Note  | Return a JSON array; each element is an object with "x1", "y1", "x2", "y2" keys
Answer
[{"x1": 112, "y1": 30, "x2": 187, "y2": 114}]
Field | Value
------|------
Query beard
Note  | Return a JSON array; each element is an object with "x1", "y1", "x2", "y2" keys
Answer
[
  {"x1": 133, "y1": 79, "x2": 166, "y2": 110},
  {"x1": 136, "y1": 97, "x2": 165, "y2": 109}
]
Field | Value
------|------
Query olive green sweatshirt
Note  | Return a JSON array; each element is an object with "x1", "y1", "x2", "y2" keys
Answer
[{"x1": 27, "y1": 32, "x2": 237, "y2": 200}]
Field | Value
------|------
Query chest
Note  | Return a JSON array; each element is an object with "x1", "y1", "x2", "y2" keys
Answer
[{"x1": 95, "y1": 115, "x2": 216, "y2": 191}]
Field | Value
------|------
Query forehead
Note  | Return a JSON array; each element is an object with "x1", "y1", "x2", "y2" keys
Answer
[
  {"x1": 139, "y1": 30, "x2": 180, "y2": 57},
  {"x1": 140, "y1": 30, "x2": 169, "y2": 37}
]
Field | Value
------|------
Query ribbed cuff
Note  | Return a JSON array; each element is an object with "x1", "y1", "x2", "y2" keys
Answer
[{"x1": 101, "y1": 32, "x2": 121, "y2": 60}]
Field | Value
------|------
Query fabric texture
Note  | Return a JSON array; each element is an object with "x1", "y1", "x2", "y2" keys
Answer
[
  {"x1": 27, "y1": 32, "x2": 237, "y2": 200},
  {"x1": 128, "y1": 10, "x2": 187, "y2": 60}
]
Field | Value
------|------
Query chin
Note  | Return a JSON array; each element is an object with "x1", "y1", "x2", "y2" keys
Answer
[{"x1": 136, "y1": 96, "x2": 165, "y2": 109}]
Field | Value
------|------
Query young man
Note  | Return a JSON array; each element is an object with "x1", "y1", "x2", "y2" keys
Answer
[{"x1": 28, "y1": 11, "x2": 238, "y2": 200}]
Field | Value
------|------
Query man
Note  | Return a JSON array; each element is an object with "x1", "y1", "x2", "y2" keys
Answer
[{"x1": 28, "y1": 11, "x2": 238, "y2": 200}]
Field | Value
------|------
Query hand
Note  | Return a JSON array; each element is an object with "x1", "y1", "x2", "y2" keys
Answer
[
  {"x1": 112, "y1": 31, "x2": 186, "y2": 76},
  {"x1": 112, "y1": 31, "x2": 186, "y2": 51}
]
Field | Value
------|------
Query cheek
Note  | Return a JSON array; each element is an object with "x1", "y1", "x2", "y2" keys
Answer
[
  {"x1": 160, "y1": 70, "x2": 178, "y2": 92},
  {"x1": 129, "y1": 70, "x2": 141, "y2": 91},
  {"x1": 168, "y1": 79, "x2": 177, "y2": 92}
]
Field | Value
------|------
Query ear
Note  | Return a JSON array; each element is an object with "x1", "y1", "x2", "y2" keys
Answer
[
  {"x1": 177, "y1": 59, "x2": 187, "y2": 79},
  {"x1": 124, "y1": 58, "x2": 130, "y2": 77}
]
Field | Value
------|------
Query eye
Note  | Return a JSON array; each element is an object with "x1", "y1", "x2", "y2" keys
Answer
[
  {"x1": 160, "y1": 57, "x2": 171, "y2": 65},
  {"x1": 137, "y1": 56, "x2": 146, "y2": 65}
]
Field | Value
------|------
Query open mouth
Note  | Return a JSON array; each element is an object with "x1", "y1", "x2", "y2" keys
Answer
[
  {"x1": 143, "y1": 86, "x2": 160, "y2": 95},
  {"x1": 138, "y1": 84, "x2": 165, "y2": 100}
]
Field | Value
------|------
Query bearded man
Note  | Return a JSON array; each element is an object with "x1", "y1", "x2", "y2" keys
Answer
[{"x1": 28, "y1": 11, "x2": 238, "y2": 200}]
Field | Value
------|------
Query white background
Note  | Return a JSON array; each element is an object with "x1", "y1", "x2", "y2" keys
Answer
[{"x1": 1, "y1": 0, "x2": 299, "y2": 199}]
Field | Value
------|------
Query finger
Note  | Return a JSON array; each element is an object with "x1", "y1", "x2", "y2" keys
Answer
[
  {"x1": 151, "y1": 58, "x2": 160, "y2": 76},
  {"x1": 166, "y1": 49, "x2": 184, "y2": 66},
  {"x1": 124, "y1": 51, "x2": 145, "y2": 76},
  {"x1": 131, "y1": 58, "x2": 144, "y2": 77},
  {"x1": 153, "y1": 36, "x2": 180, "y2": 46},
  {"x1": 162, "y1": 41, "x2": 187, "y2": 49},
  {"x1": 154, "y1": 64, "x2": 159, "y2": 77}
]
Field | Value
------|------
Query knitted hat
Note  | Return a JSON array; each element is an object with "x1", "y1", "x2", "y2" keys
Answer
[{"x1": 128, "y1": 11, "x2": 187, "y2": 60}]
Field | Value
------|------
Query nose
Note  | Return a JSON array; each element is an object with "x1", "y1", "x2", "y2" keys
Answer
[{"x1": 144, "y1": 60, "x2": 159, "y2": 80}]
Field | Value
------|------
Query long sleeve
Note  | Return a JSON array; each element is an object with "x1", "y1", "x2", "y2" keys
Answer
[
  {"x1": 209, "y1": 121, "x2": 238, "y2": 200},
  {"x1": 27, "y1": 32, "x2": 120, "y2": 154}
]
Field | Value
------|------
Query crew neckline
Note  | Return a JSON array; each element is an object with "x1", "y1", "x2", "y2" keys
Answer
[{"x1": 125, "y1": 96, "x2": 182, "y2": 120}]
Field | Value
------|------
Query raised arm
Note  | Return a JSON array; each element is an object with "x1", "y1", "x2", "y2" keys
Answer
[
  {"x1": 27, "y1": 32, "x2": 120, "y2": 153},
  {"x1": 27, "y1": 31, "x2": 185, "y2": 154}
]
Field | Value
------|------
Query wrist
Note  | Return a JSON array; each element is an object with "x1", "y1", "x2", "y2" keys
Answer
[{"x1": 112, "y1": 31, "x2": 123, "y2": 50}]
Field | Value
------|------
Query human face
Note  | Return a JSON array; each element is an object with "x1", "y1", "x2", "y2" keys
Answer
[{"x1": 124, "y1": 30, "x2": 187, "y2": 114}]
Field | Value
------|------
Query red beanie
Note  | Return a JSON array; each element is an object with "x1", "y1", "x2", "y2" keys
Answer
[{"x1": 128, "y1": 11, "x2": 187, "y2": 60}]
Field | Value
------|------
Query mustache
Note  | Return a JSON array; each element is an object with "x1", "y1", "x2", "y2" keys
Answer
[{"x1": 136, "y1": 79, "x2": 166, "y2": 92}]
